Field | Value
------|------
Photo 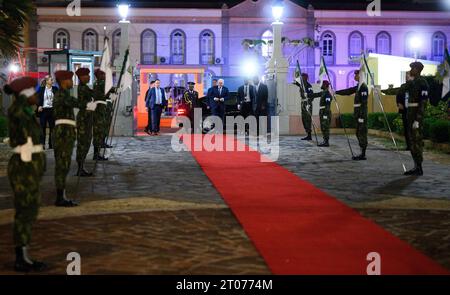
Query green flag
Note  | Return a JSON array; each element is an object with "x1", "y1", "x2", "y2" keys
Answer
[{"x1": 442, "y1": 48, "x2": 450, "y2": 99}]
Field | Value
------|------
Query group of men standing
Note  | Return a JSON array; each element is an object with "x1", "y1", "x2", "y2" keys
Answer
[
  {"x1": 4, "y1": 68, "x2": 115, "y2": 272},
  {"x1": 295, "y1": 61, "x2": 429, "y2": 176}
]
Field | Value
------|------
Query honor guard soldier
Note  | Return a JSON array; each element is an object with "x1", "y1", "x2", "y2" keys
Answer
[
  {"x1": 4, "y1": 77, "x2": 47, "y2": 272},
  {"x1": 310, "y1": 80, "x2": 333, "y2": 147},
  {"x1": 93, "y1": 69, "x2": 114, "y2": 161},
  {"x1": 182, "y1": 82, "x2": 200, "y2": 132},
  {"x1": 404, "y1": 62, "x2": 429, "y2": 176},
  {"x1": 53, "y1": 70, "x2": 80, "y2": 207},
  {"x1": 75, "y1": 68, "x2": 96, "y2": 176},
  {"x1": 335, "y1": 70, "x2": 369, "y2": 160},
  {"x1": 298, "y1": 73, "x2": 314, "y2": 141}
]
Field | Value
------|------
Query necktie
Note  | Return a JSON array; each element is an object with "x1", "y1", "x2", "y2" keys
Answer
[
  {"x1": 219, "y1": 87, "x2": 222, "y2": 96},
  {"x1": 156, "y1": 88, "x2": 160, "y2": 104}
]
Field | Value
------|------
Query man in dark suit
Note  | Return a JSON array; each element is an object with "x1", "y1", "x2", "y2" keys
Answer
[
  {"x1": 145, "y1": 79, "x2": 167, "y2": 135},
  {"x1": 237, "y1": 79, "x2": 256, "y2": 134},
  {"x1": 207, "y1": 79, "x2": 218, "y2": 111},
  {"x1": 210, "y1": 78, "x2": 229, "y2": 126},
  {"x1": 144, "y1": 80, "x2": 155, "y2": 134},
  {"x1": 253, "y1": 75, "x2": 269, "y2": 134}
]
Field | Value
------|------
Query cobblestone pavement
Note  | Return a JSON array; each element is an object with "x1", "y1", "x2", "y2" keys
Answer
[{"x1": 0, "y1": 131, "x2": 449, "y2": 273}]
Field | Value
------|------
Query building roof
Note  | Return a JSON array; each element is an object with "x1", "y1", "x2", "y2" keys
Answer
[{"x1": 35, "y1": 0, "x2": 448, "y2": 11}]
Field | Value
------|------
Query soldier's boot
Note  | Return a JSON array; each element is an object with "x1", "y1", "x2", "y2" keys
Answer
[
  {"x1": 318, "y1": 139, "x2": 329, "y2": 147},
  {"x1": 55, "y1": 189, "x2": 79, "y2": 207},
  {"x1": 404, "y1": 162, "x2": 423, "y2": 176},
  {"x1": 14, "y1": 246, "x2": 47, "y2": 272},
  {"x1": 352, "y1": 148, "x2": 367, "y2": 160},
  {"x1": 102, "y1": 141, "x2": 113, "y2": 148},
  {"x1": 93, "y1": 147, "x2": 108, "y2": 161},
  {"x1": 75, "y1": 161, "x2": 93, "y2": 177},
  {"x1": 301, "y1": 133, "x2": 312, "y2": 141}
]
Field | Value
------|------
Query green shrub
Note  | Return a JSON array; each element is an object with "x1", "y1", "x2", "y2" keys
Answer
[
  {"x1": 339, "y1": 113, "x2": 355, "y2": 128},
  {"x1": 425, "y1": 100, "x2": 447, "y2": 120},
  {"x1": 367, "y1": 112, "x2": 399, "y2": 131},
  {"x1": 429, "y1": 119, "x2": 450, "y2": 143},
  {"x1": 383, "y1": 113, "x2": 401, "y2": 131},
  {"x1": 423, "y1": 118, "x2": 435, "y2": 139},
  {"x1": 0, "y1": 115, "x2": 7, "y2": 138},
  {"x1": 392, "y1": 117, "x2": 404, "y2": 134}
]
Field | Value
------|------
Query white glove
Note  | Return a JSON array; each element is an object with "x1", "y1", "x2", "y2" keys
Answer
[
  {"x1": 86, "y1": 101, "x2": 97, "y2": 111},
  {"x1": 323, "y1": 115, "x2": 328, "y2": 119},
  {"x1": 220, "y1": 98, "x2": 224, "y2": 102},
  {"x1": 413, "y1": 121, "x2": 419, "y2": 129},
  {"x1": 20, "y1": 137, "x2": 34, "y2": 163},
  {"x1": 358, "y1": 118, "x2": 364, "y2": 123},
  {"x1": 214, "y1": 97, "x2": 219, "y2": 102},
  {"x1": 110, "y1": 94, "x2": 117, "y2": 103},
  {"x1": 237, "y1": 104, "x2": 241, "y2": 110}
]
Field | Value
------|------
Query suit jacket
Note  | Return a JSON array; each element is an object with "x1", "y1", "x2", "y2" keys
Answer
[
  {"x1": 237, "y1": 84, "x2": 256, "y2": 106},
  {"x1": 209, "y1": 86, "x2": 229, "y2": 110},
  {"x1": 146, "y1": 87, "x2": 167, "y2": 109},
  {"x1": 38, "y1": 85, "x2": 58, "y2": 108},
  {"x1": 254, "y1": 82, "x2": 268, "y2": 114},
  {"x1": 207, "y1": 86, "x2": 217, "y2": 108}
]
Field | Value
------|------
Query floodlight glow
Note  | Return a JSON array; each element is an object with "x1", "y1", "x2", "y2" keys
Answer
[
  {"x1": 118, "y1": 4, "x2": 129, "y2": 21},
  {"x1": 272, "y1": 1, "x2": 284, "y2": 22},
  {"x1": 241, "y1": 59, "x2": 258, "y2": 78},
  {"x1": 9, "y1": 64, "x2": 19, "y2": 73},
  {"x1": 409, "y1": 36, "x2": 422, "y2": 49}
]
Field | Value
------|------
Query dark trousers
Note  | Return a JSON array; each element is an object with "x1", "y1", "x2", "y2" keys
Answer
[
  {"x1": 212, "y1": 104, "x2": 225, "y2": 127},
  {"x1": 240, "y1": 102, "x2": 253, "y2": 133},
  {"x1": 255, "y1": 108, "x2": 268, "y2": 135},
  {"x1": 145, "y1": 109, "x2": 152, "y2": 131},
  {"x1": 401, "y1": 111, "x2": 410, "y2": 149},
  {"x1": 39, "y1": 108, "x2": 55, "y2": 148},
  {"x1": 151, "y1": 105, "x2": 163, "y2": 133}
]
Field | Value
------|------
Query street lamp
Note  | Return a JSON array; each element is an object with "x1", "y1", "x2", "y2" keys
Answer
[
  {"x1": 117, "y1": 3, "x2": 129, "y2": 21},
  {"x1": 409, "y1": 36, "x2": 422, "y2": 59},
  {"x1": 272, "y1": 0, "x2": 284, "y2": 23}
]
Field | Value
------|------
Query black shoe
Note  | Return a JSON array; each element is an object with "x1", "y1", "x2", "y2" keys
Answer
[
  {"x1": 404, "y1": 167, "x2": 423, "y2": 176},
  {"x1": 93, "y1": 148, "x2": 109, "y2": 161},
  {"x1": 14, "y1": 247, "x2": 47, "y2": 273},
  {"x1": 352, "y1": 154, "x2": 367, "y2": 161},
  {"x1": 102, "y1": 143, "x2": 113, "y2": 148},
  {"x1": 318, "y1": 141, "x2": 329, "y2": 147},
  {"x1": 55, "y1": 189, "x2": 79, "y2": 207},
  {"x1": 75, "y1": 162, "x2": 93, "y2": 177},
  {"x1": 301, "y1": 133, "x2": 312, "y2": 141}
]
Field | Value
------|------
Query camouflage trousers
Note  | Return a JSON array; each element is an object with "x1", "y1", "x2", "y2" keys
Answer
[
  {"x1": 53, "y1": 125, "x2": 76, "y2": 190},
  {"x1": 93, "y1": 105, "x2": 107, "y2": 148},
  {"x1": 407, "y1": 119, "x2": 424, "y2": 164},
  {"x1": 319, "y1": 109, "x2": 331, "y2": 141},
  {"x1": 8, "y1": 154, "x2": 45, "y2": 246},
  {"x1": 301, "y1": 101, "x2": 312, "y2": 134},
  {"x1": 76, "y1": 111, "x2": 93, "y2": 162},
  {"x1": 355, "y1": 118, "x2": 368, "y2": 149}
]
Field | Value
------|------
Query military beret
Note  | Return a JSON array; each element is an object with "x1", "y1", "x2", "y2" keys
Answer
[
  {"x1": 354, "y1": 69, "x2": 360, "y2": 75},
  {"x1": 410, "y1": 61, "x2": 424, "y2": 71},
  {"x1": 187, "y1": 82, "x2": 196, "y2": 86},
  {"x1": 75, "y1": 67, "x2": 90, "y2": 77},
  {"x1": 301, "y1": 73, "x2": 308, "y2": 79},
  {"x1": 94, "y1": 69, "x2": 105, "y2": 78},
  {"x1": 322, "y1": 80, "x2": 330, "y2": 87},
  {"x1": 55, "y1": 70, "x2": 74, "y2": 81},
  {"x1": 4, "y1": 77, "x2": 37, "y2": 97}
]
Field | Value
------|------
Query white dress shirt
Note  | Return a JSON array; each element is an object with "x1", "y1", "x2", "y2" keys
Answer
[{"x1": 43, "y1": 86, "x2": 54, "y2": 108}]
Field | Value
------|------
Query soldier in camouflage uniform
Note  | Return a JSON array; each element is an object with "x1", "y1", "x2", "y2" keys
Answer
[
  {"x1": 53, "y1": 70, "x2": 79, "y2": 207},
  {"x1": 295, "y1": 73, "x2": 315, "y2": 141},
  {"x1": 75, "y1": 68, "x2": 95, "y2": 176},
  {"x1": 310, "y1": 80, "x2": 333, "y2": 147},
  {"x1": 93, "y1": 69, "x2": 113, "y2": 161},
  {"x1": 335, "y1": 70, "x2": 369, "y2": 160},
  {"x1": 403, "y1": 62, "x2": 429, "y2": 176},
  {"x1": 4, "y1": 77, "x2": 47, "y2": 272}
]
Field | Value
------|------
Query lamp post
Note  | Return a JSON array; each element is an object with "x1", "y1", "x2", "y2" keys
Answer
[
  {"x1": 116, "y1": 3, "x2": 130, "y2": 70},
  {"x1": 266, "y1": 0, "x2": 290, "y2": 134},
  {"x1": 409, "y1": 36, "x2": 422, "y2": 60}
]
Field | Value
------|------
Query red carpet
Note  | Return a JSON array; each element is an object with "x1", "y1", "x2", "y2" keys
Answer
[{"x1": 183, "y1": 134, "x2": 449, "y2": 275}]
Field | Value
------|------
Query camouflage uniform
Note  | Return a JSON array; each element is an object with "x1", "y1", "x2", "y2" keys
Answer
[
  {"x1": 8, "y1": 95, "x2": 46, "y2": 247},
  {"x1": 336, "y1": 83, "x2": 369, "y2": 150},
  {"x1": 76, "y1": 83, "x2": 94, "y2": 163},
  {"x1": 317, "y1": 90, "x2": 333, "y2": 143},
  {"x1": 53, "y1": 89, "x2": 78, "y2": 190},
  {"x1": 300, "y1": 81, "x2": 314, "y2": 135},
  {"x1": 93, "y1": 80, "x2": 108, "y2": 148}
]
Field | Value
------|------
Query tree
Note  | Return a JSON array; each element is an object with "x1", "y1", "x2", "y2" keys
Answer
[{"x1": 0, "y1": 0, "x2": 34, "y2": 59}]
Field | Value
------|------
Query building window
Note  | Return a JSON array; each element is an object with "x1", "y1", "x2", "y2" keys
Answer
[
  {"x1": 348, "y1": 31, "x2": 364, "y2": 63},
  {"x1": 376, "y1": 31, "x2": 391, "y2": 55},
  {"x1": 203, "y1": 70, "x2": 216, "y2": 95},
  {"x1": 171, "y1": 30, "x2": 186, "y2": 65},
  {"x1": 112, "y1": 29, "x2": 121, "y2": 60},
  {"x1": 54, "y1": 29, "x2": 70, "y2": 49},
  {"x1": 141, "y1": 29, "x2": 157, "y2": 65},
  {"x1": 261, "y1": 30, "x2": 273, "y2": 59},
  {"x1": 171, "y1": 73, "x2": 187, "y2": 88},
  {"x1": 200, "y1": 30, "x2": 215, "y2": 65},
  {"x1": 432, "y1": 32, "x2": 446, "y2": 62},
  {"x1": 321, "y1": 31, "x2": 335, "y2": 65},
  {"x1": 82, "y1": 29, "x2": 98, "y2": 51}
]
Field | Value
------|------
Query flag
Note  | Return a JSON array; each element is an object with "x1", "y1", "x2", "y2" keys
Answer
[
  {"x1": 318, "y1": 56, "x2": 328, "y2": 85},
  {"x1": 359, "y1": 54, "x2": 371, "y2": 90},
  {"x1": 294, "y1": 60, "x2": 302, "y2": 85},
  {"x1": 442, "y1": 48, "x2": 450, "y2": 99},
  {"x1": 119, "y1": 48, "x2": 132, "y2": 91},
  {"x1": 100, "y1": 37, "x2": 113, "y2": 95}
]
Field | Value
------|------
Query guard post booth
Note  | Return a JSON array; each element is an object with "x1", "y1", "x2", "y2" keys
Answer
[{"x1": 44, "y1": 49, "x2": 102, "y2": 96}]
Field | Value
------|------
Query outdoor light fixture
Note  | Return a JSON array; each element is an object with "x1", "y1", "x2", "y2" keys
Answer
[
  {"x1": 272, "y1": 0, "x2": 284, "y2": 22},
  {"x1": 8, "y1": 63, "x2": 19, "y2": 73},
  {"x1": 117, "y1": 3, "x2": 130, "y2": 21},
  {"x1": 241, "y1": 59, "x2": 258, "y2": 78},
  {"x1": 409, "y1": 36, "x2": 422, "y2": 49}
]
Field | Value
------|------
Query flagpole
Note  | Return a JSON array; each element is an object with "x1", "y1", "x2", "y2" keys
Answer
[
  {"x1": 321, "y1": 56, "x2": 355, "y2": 157},
  {"x1": 363, "y1": 54, "x2": 407, "y2": 172}
]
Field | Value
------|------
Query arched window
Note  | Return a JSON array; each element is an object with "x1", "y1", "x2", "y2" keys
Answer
[
  {"x1": 261, "y1": 30, "x2": 273, "y2": 59},
  {"x1": 348, "y1": 31, "x2": 364, "y2": 63},
  {"x1": 321, "y1": 31, "x2": 335, "y2": 65},
  {"x1": 200, "y1": 30, "x2": 215, "y2": 65},
  {"x1": 54, "y1": 29, "x2": 70, "y2": 49},
  {"x1": 171, "y1": 30, "x2": 186, "y2": 65},
  {"x1": 82, "y1": 29, "x2": 98, "y2": 51},
  {"x1": 112, "y1": 29, "x2": 121, "y2": 60},
  {"x1": 376, "y1": 31, "x2": 391, "y2": 55},
  {"x1": 432, "y1": 32, "x2": 446, "y2": 62},
  {"x1": 347, "y1": 71, "x2": 358, "y2": 88},
  {"x1": 141, "y1": 29, "x2": 157, "y2": 65}
]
